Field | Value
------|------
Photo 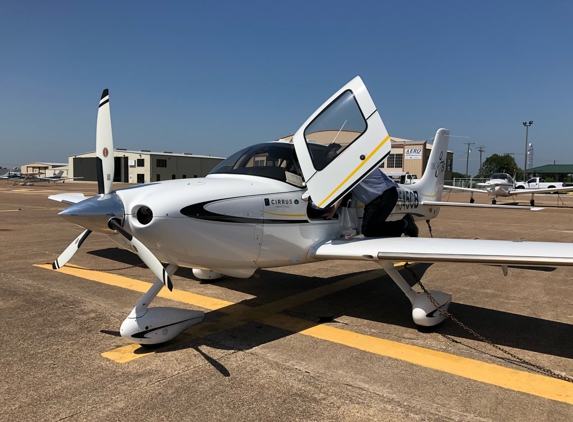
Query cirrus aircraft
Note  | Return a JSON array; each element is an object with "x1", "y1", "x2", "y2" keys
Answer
[{"x1": 48, "y1": 77, "x2": 573, "y2": 346}]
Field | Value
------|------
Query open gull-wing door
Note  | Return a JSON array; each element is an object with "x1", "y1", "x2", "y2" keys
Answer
[{"x1": 292, "y1": 76, "x2": 391, "y2": 209}]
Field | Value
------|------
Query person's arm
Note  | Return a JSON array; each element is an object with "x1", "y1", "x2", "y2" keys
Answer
[{"x1": 322, "y1": 198, "x2": 343, "y2": 219}]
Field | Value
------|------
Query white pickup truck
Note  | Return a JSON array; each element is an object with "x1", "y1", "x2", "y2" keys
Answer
[
  {"x1": 386, "y1": 172, "x2": 418, "y2": 184},
  {"x1": 515, "y1": 177, "x2": 565, "y2": 189}
]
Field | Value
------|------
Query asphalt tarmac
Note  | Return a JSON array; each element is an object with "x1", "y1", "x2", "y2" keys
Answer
[{"x1": 2, "y1": 181, "x2": 573, "y2": 421}]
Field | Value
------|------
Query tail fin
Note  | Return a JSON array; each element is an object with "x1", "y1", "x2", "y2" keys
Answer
[
  {"x1": 414, "y1": 128, "x2": 450, "y2": 202},
  {"x1": 55, "y1": 170, "x2": 64, "y2": 178}
]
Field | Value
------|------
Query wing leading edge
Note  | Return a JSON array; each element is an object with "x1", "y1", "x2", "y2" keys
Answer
[{"x1": 311, "y1": 236, "x2": 573, "y2": 267}]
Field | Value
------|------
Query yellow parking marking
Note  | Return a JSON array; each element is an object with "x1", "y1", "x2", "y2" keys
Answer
[
  {"x1": 36, "y1": 263, "x2": 573, "y2": 404},
  {"x1": 34, "y1": 263, "x2": 234, "y2": 310},
  {"x1": 261, "y1": 313, "x2": 573, "y2": 404}
]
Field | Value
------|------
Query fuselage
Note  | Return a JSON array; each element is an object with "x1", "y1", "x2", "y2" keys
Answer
[{"x1": 108, "y1": 175, "x2": 439, "y2": 277}]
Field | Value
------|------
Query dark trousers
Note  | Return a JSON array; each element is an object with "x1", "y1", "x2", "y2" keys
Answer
[{"x1": 361, "y1": 187, "x2": 403, "y2": 237}]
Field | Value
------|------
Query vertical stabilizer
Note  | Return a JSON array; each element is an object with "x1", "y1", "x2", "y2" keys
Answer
[{"x1": 414, "y1": 128, "x2": 450, "y2": 202}]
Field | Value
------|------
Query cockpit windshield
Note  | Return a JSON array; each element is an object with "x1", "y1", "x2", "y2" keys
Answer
[
  {"x1": 209, "y1": 142, "x2": 328, "y2": 187},
  {"x1": 491, "y1": 173, "x2": 514, "y2": 183}
]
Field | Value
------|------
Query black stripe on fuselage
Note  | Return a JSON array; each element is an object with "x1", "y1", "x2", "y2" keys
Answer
[{"x1": 181, "y1": 200, "x2": 309, "y2": 224}]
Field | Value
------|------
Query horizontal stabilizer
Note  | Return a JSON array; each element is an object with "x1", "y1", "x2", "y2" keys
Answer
[
  {"x1": 48, "y1": 193, "x2": 87, "y2": 205},
  {"x1": 311, "y1": 236, "x2": 573, "y2": 267},
  {"x1": 421, "y1": 200, "x2": 543, "y2": 211}
]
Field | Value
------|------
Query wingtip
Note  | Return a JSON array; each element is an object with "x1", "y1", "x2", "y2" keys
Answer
[{"x1": 101, "y1": 89, "x2": 109, "y2": 99}]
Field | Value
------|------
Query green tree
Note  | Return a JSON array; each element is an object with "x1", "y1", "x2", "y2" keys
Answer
[{"x1": 478, "y1": 154, "x2": 521, "y2": 178}]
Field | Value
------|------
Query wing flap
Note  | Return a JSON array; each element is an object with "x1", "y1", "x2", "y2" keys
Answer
[{"x1": 311, "y1": 237, "x2": 573, "y2": 267}]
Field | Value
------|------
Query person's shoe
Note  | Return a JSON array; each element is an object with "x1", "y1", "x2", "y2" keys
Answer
[{"x1": 403, "y1": 214, "x2": 419, "y2": 237}]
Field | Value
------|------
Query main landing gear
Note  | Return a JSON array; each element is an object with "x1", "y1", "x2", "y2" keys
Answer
[{"x1": 378, "y1": 261, "x2": 451, "y2": 327}]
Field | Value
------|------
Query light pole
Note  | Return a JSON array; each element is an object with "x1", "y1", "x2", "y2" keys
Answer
[
  {"x1": 522, "y1": 121, "x2": 533, "y2": 182},
  {"x1": 464, "y1": 142, "x2": 474, "y2": 178}
]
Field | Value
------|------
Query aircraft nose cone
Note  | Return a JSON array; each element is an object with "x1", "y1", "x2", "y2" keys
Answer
[{"x1": 59, "y1": 193, "x2": 125, "y2": 233}]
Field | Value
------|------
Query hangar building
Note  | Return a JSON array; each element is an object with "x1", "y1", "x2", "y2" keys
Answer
[{"x1": 69, "y1": 149, "x2": 225, "y2": 184}]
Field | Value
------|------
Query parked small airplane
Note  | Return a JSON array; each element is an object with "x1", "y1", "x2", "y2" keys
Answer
[
  {"x1": 0, "y1": 171, "x2": 22, "y2": 180},
  {"x1": 48, "y1": 78, "x2": 573, "y2": 346},
  {"x1": 41, "y1": 170, "x2": 83, "y2": 184},
  {"x1": 9, "y1": 170, "x2": 82, "y2": 186},
  {"x1": 445, "y1": 173, "x2": 573, "y2": 206}
]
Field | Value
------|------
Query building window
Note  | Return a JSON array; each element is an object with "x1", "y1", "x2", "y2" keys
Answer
[
  {"x1": 137, "y1": 174, "x2": 145, "y2": 183},
  {"x1": 182, "y1": 175, "x2": 186, "y2": 179},
  {"x1": 172, "y1": 174, "x2": 176, "y2": 179},
  {"x1": 156, "y1": 174, "x2": 161, "y2": 181},
  {"x1": 137, "y1": 159, "x2": 145, "y2": 167},
  {"x1": 386, "y1": 154, "x2": 395, "y2": 168},
  {"x1": 386, "y1": 154, "x2": 402, "y2": 168},
  {"x1": 156, "y1": 159, "x2": 167, "y2": 168}
]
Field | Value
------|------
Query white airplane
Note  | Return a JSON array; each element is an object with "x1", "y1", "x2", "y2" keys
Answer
[
  {"x1": 48, "y1": 79, "x2": 573, "y2": 346},
  {"x1": 41, "y1": 170, "x2": 83, "y2": 183},
  {"x1": 446, "y1": 173, "x2": 573, "y2": 206}
]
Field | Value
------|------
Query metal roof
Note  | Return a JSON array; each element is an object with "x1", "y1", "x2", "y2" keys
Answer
[{"x1": 526, "y1": 164, "x2": 573, "y2": 174}]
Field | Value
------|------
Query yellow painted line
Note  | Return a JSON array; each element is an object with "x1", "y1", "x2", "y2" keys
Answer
[
  {"x1": 260, "y1": 313, "x2": 573, "y2": 405},
  {"x1": 36, "y1": 263, "x2": 384, "y2": 362},
  {"x1": 34, "y1": 264, "x2": 235, "y2": 310},
  {"x1": 263, "y1": 211, "x2": 307, "y2": 217},
  {"x1": 318, "y1": 135, "x2": 390, "y2": 207},
  {"x1": 0, "y1": 210, "x2": 20, "y2": 213},
  {"x1": 36, "y1": 262, "x2": 573, "y2": 404}
]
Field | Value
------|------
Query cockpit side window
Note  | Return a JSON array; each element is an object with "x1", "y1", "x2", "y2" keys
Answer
[{"x1": 209, "y1": 143, "x2": 316, "y2": 187}]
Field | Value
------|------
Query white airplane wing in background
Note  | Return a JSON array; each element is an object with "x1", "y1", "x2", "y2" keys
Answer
[
  {"x1": 444, "y1": 185, "x2": 490, "y2": 194},
  {"x1": 48, "y1": 193, "x2": 88, "y2": 205},
  {"x1": 509, "y1": 186, "x2": 573, "y2": 196},
  {"x1": 421, "y1": 200, "x2": 543, "y2": 211}
]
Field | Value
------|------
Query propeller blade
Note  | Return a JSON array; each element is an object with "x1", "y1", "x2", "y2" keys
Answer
[
  {"x1": 108, "y1": 219, "x2": 173, "y2": 291},
  {"x1": 96, "y1": 89, "x2": 114, "y2": 195},
  {"x1": 52, "y1": 229, "x2": 92, "y2": 269}
]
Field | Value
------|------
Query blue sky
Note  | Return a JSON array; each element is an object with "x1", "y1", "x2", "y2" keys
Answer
[{"x1": 1, "y1": 1, "x2": 571, "y2": 176}]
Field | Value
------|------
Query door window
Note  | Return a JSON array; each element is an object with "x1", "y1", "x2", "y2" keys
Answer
[{"x1": 303, "y1": 90, "x2": 367, "y2": 171}]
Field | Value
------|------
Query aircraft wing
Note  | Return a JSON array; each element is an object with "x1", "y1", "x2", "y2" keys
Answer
[
  {"x1": 311, "y1": 236, "x2": 573, "y2": 267},
  {"x1": 509, "y1": 187, "x2": 573, "y2": 196},
  {"x1": 48, "y1": 193, "x2": 87, "y2": 205},
  {"x1": 444, "y1": 185, "x2": 488, "y2": 194},
  {"x1": 421, "y1": 200, "x2": 543, "y2": 211}
]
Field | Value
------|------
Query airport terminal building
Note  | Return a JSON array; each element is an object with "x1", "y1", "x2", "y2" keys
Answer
[
  {"x1": 381, "y1": 137, "x2": 453, "y2": 181},
  {"x1": 69, "y1": 149, "x2": 225, "y2": 184}
]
